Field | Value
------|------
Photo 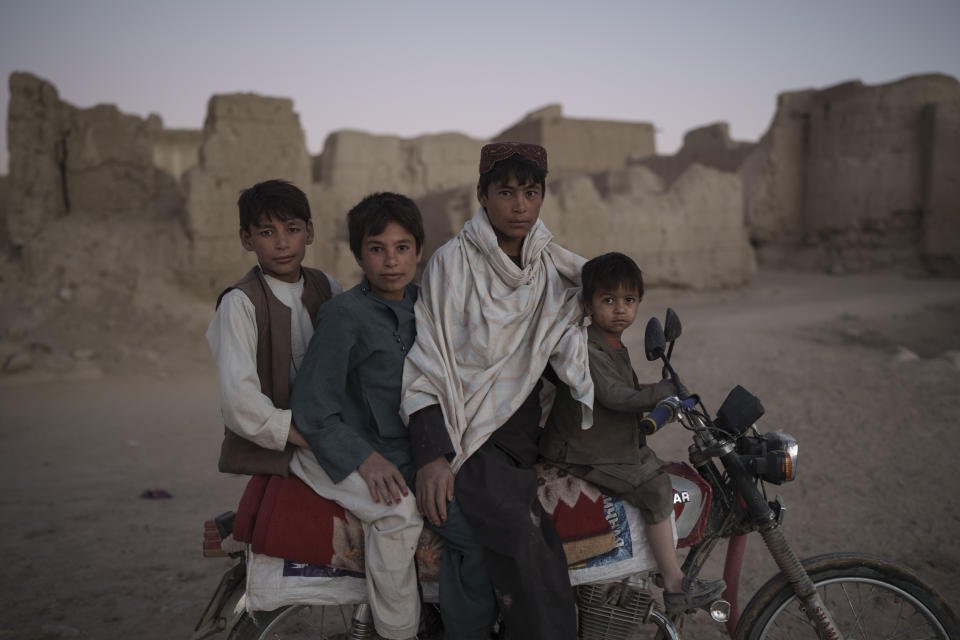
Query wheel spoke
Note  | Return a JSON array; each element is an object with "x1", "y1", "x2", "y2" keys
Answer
[
  {"x1": 233, "y1": 604, "x2": 356, "y2": 639},
  {"x1": 746, "y1": 555, "x2": 956, "y2": 640},
  {"x1": 834, "y1": 582, "x2": 868, "y2": 639}
]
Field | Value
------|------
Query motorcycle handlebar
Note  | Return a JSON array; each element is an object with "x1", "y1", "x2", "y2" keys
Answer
[{"x1": 640, "y1": 396, "x2": 681, "y2": 435}]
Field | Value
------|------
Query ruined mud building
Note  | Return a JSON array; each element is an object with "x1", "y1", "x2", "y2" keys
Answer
[
  {"x1": 2, "y1": 71, "x2": 958, "y2": 309},
  {"x1": 631, "y1": 74, "x2": 960, "y2": 275}
]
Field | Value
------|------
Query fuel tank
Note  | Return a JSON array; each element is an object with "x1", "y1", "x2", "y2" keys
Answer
[{"x1": 663, "y1": 461, "x2": 712, "y2": 547}]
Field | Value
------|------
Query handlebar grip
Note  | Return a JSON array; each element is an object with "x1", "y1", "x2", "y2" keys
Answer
[{"x1": 640, "y1": 401, "x2": 676, "y2": 435}]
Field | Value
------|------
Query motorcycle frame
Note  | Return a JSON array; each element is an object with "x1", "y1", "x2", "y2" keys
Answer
[{"x1": 668, "y1": 405, "x2": 843, "y2": 639}]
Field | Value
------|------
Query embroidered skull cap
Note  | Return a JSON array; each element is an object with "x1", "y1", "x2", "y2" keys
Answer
[{"x1": 478, "y1": 142, "x2": 548, "y2": 175}]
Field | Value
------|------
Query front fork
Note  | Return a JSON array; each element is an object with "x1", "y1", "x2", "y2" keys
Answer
[
  {"x1": 759, "y1": 525, "x2": 842, "y2": 640},
  {"x1": 718, "y1": 449, "x2": 843, "y2": 640}
]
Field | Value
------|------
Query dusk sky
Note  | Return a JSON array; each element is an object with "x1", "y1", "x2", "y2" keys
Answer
[{"x1": 2, "y1": 0, "x2": 959, "y2": 175}]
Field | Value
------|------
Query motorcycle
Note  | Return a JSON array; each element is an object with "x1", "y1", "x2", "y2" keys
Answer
[{"x1": 194, "y1": 308, "x2": 959, "y2": 640}]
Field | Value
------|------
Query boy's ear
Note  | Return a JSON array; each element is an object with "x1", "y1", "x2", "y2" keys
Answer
[
  {"x1": 477, "y1": 184, "x2": 488, "y2": 207},
  {"x1": 239, "y1": 227, "x2": 255, "y2": 252},
  {"x1": 305, "y1": 220, "x2": 315, "y2": 246}
]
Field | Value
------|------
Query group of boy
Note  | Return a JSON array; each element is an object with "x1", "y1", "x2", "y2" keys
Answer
[{"x1": 207, "y1": 142, "x2": 724, "y2": 640}]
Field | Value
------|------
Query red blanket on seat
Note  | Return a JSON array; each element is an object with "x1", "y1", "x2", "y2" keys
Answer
[
  {"x1": 233, "y1": 465, "x2": 618, "y2": 573},
  {"x1": 234, "y1": 475, "x2": 346, "y2": 567}
]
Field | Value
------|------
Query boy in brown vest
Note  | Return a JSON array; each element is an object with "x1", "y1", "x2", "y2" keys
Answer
[
  {"x1": 539, "y1": 252, "x2": 725, "y2": 614},
  {"x1": 206, "y1": 179, "x2": 341, "y2": 478}
]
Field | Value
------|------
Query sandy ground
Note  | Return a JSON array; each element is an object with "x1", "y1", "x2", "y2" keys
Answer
[{"x1": 1, "y1": 269, "x2": 959, "y2": 639}]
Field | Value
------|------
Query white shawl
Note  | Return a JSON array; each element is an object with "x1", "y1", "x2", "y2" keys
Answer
[{"x1": 401, "y1": 207, "x2": 594, "y2": 473}]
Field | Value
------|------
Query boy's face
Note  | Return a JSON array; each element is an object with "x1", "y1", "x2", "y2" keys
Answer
[
  {"x1": 477, "y1": 175, "x2": 543, "y2": 256},
  {"x1": 585, "y1": 284, "x2": 641, "y2": 341},
  {"x1": 240, "y1": 213, "x2": 314, "y2": 283},
  {"x1": 356, "y1": 221, "x2": 422, "y2": 301}
]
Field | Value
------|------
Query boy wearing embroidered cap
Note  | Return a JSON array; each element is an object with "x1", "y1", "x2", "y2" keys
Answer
[{"x1": 403, "y1": 143, "x2": 592, "y2": 639}]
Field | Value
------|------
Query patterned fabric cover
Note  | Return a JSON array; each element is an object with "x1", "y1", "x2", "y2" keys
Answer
[{"x1": 233, "y1": 463, "x2": 619, "y2": 578}]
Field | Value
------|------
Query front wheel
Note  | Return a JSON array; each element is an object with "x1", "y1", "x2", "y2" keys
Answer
[
  {"x1": 733, "y1": 552, "x2": 959, "y2": 640},
  {"x1": 229, "y1": 604, "x2": 359, "y2": 640}
]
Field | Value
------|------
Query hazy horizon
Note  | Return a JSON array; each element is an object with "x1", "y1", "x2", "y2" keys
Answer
[{"x1": 2, "y1": 0, "x2": 959, "y2": 175}]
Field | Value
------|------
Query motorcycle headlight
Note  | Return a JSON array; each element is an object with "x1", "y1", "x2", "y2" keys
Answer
[{"x1": 746, "y1": 432, "x2": 799, "y2": 484}]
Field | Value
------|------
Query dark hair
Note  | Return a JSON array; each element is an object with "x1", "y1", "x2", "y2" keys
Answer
[
  {"x1": 582, "y1": 252, "x2": 644, "y2": 300},
  {"x1": 347, "y1": 192, "x2": 425, "y2": 259},
  {"x1": 477, "y1": 154, "x2": 548, "y2": 199},
  {"x1": 237, "y1": 179, "x2": 311, "y2": 231}
]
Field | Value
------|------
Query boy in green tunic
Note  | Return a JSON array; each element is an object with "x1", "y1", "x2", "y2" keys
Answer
[{"x1": 290, "y1": 192, "x2": 425, "y2": 640}]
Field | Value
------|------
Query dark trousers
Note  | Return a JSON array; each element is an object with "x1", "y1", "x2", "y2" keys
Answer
[
  {"x1": 424, "y1": 498, "x2": 498, "y2": 639},
  {"x1": 455, "y1": 423, "x2": 578, "y2": 640}
]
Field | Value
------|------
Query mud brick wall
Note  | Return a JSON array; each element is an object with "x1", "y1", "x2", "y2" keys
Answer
[{"x1": 495, "y1": 104, "x2": 656, "y2": 178}]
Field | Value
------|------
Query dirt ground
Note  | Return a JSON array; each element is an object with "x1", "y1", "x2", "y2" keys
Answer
[{"x1": 1, "y1": 269, "x2": 959, "y2": 639}]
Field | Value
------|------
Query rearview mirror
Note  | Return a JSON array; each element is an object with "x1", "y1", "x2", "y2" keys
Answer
[
  {"x1": 664, "y1": 308, "x2": 682, "y2": 342},
  {"x1": 644, "y1": 317, "x2": 666, "y2": 361}
]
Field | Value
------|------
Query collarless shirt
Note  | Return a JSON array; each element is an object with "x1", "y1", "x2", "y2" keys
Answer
[
  {"x1": 206, "y1": 268, "x2": 342, "y2": 451},
  {"x1": 291, "y1": 277, "x2": 419, "y2": 483}
]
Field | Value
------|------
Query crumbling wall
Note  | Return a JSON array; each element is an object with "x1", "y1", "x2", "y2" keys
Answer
[
  {"x1": 427, "y1": 164, "x2": 755, "y2": 289},
  {"x1": 315, "y1": 130, "x2": 483, "y2": 200},
  {"x1": 744, "y1": 74, "x2": 960, "y2": 273},
  {"x1": 799, "y1": 77, "x2": 943, "y2": 271},
  {"x1": 802, "y1": 77, "x2": 954, "y2": 231},
  {"x1": 306, "y1": 130, "x2": 485, "y2": 289},
  {"x1": 6, "y1": 72, "x2": 189, "y2": 245},
  {"x1": 9, "y1": 69, "x2": 956, "y2": 312},
  {"x1": 415, "y1": 185, "x2": 477, "y2": 260},
  {"x1": 5, "y1": 72, "x2": 67, "y2": 246},
  {"x1": 495, "y1": 104, "x2": 656, "y2": 177},
  {"x1": 153, "y1": 128, "x2": 202, "y2": 185},
  {"x1": 921, "y1": 101, "x2": 960, "y2": 272},
  {"x1": 630, "y1": 122, "x2": 756, "y2": 186},
  {"x1": 546, "y1": 165, "x2": 754, "y2": 288},
  {"x1": 741, "y1": 90, "x2": 815, "y2": 248},
  {"x1": 4, "y1": 72, "x2": 189, "y2": 296},
  {"x1": 182, "y1": 93, "x2": 313, "y2": 295},
  {"x1": 2, "y1": 73, "x2": 195, "y2": 362},
  {"x1": 0, "y1": 176, "x2": 8, "y2": 252},
  {"x1": 62, "y1": 105, "x2": 161, "y2": 216}
]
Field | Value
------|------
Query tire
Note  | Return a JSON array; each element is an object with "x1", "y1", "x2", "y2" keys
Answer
[
  {"x1": 229, "y1": 604, "x2": 359, "y2": 640},
  {"x1": 734, "y1": 552, "x2": 960, "y2": 640}
]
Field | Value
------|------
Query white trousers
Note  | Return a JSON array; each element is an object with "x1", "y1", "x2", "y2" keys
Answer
[{"x1": 291, "y1": 449, "x2": 422, "y2": 639}]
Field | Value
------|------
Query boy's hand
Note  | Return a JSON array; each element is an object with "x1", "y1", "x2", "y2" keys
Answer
[
  {"x1": 416, "y1": 457, "x2": 455, "y2": 527},
  {"x1": 287, "y1": 423, "x2": 311, "y2": 449},
  {"x1": 358, "y1": 452, "x2": 409, "y2": 505},
  {"x1": 655, "y1": 378, "x2": 679, "y2": 400}
]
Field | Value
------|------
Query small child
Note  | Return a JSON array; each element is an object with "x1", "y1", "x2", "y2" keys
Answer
[
  {"x1": 207, "y1": 179, "x2": 342, "y2": 478},
  {"x1": 289, "y1": 192, "x2": 425, "y2": 640},
  {"x1": 540, "y1": 252, "x2": 726, "y2": 614}
]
